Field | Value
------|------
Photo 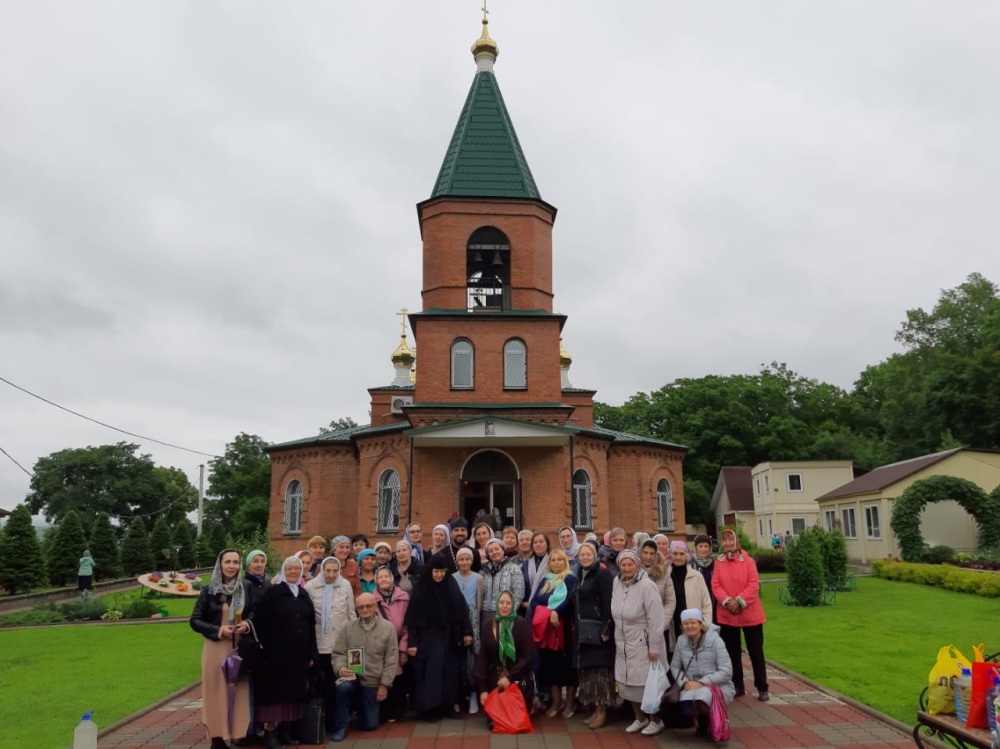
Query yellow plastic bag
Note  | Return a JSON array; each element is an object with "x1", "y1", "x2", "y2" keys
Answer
[
  {"x1": 971, "y1": 644, "x2": 985, "y2": 662},
  {"x1": 928, "y1": 645, "x2": 971, "y2": 715}
]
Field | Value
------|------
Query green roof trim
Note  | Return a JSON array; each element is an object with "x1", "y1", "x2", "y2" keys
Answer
[
  {"x1": 269, "y1": 422, "x2": 409, "y2": 450},
  {"x1": 581, "y1": 426, "x2": 688, "y2": 452},
  {"x1": 431, "y1": 71, "x2": 541, "y2": 199}
]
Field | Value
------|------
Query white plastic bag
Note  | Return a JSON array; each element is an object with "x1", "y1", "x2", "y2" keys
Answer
[{"x1": 641, "y1": 660, "x2": 670, "y2": 714}]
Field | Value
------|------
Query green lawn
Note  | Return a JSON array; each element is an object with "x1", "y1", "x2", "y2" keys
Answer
[
  {"x1": 761, "y1": 577, "x2": 996, "y2": 724},
  {"x1": 0, "y1": 623, "x2": 201, "y2": 749}
]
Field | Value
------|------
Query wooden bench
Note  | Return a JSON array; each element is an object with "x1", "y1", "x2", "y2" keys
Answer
[{"x1": 913, "y1": 710, "x2": 994, "y2": 749}]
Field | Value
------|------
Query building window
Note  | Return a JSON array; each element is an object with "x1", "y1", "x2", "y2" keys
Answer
[
  {"x1": 755, "y1": 478, "x2": 760, "y2": 496},
  {"x1": 377, "y1": 470, "x2": 401, "y2": 533},
  {"x1": 572, "y1": 469, "x2": 592, "y2": 530},
  {"x1": 842, "y1": 507, "x2": 857, "y2": 539},
  {"x1": 790, "y1": 517, "x2": 806, "y2": 535},
  {"x1": 764, "y1": 475, "x2": 770, "y2": 494},
  {"x1": 864, "y1": 504, "x2": 881, "y2": 540},
  {"x1": 787, "y1": 473, "x2": 803, "y2": 492},
  {"x1": 284, "y1": 479, "x2": 303, "y2": 534},
  {"x1": 759, "y1": 519, "x2": 763, "y2": 536},
  {"x1": 503, "y1": 339, "x2": 527, "y2": 389},
  {"x1": 467, "y1": 227, "x2": 510, "y2": 311},
  {"x1": 656, "y1": 478, "x2": 674, "y2": 530},
  {"x1": 824, "y1": 509, "x2": 837, "y2": 532},
  {"x1": 451, "y1": 339, "x2": 474, "y2": 389}
]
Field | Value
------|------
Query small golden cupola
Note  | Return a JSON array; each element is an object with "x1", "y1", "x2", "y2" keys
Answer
[
  {"x1": 391, "y1": 308, "x2": 416, "y2": 386},
  {"x1": 560, "y1": 338, "x2": 574, "y2": 389},
  {"x1": 471, "y1": 1, "x2": 499, "y2": 71}
]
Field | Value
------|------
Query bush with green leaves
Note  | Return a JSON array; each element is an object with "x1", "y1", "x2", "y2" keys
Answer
[
  {"x1": 751, "y1": 549, "x2": 785, "y2": 573},
  {"x1": 46, "y1": 510, "x2": 89, "y2": 586},
  {"x1": 88, "y1": 512, "x2": 122, "y2": 579},
  {"x1": 0, "y1": 505, "x2": 48, "y2": 595},
  {"x1": 784, "y1": 527, "x2": 827, "y2": 605},
  {"x1": 817, "y1": 527, "x2": 849, "y2": 589},
  {"x1": 0, "y1": 604, "x2": 66, "y2": 627},
  {"x1": 120, "y1": 517, "x2": 154, "y2": 575},
  {"x1": 872, "y1": 559, "x2": 1000, "y2": 598},
  {"x1": 227, "y1": 526, "x2": 280, "y2": 575},
  {"x1": 59, "y1": 594, "x2": 108, "y2": 621},
  {"x1": 122, "y1": 597, "x2": 160, "y2": 620},
  {"x1": 920, "y1": 545, "x2": 957, "y2": 565}
]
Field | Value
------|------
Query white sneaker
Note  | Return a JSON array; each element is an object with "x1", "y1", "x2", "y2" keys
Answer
[
  {"x1": 625, "y1": 718, "x2": 649, "y2": 734},
  {"x1": 468, "y1": 694, "x2": 479, "y2": 714},
  {"x1": 641, "y1": 720, "x2": 665, "y2": 736}
]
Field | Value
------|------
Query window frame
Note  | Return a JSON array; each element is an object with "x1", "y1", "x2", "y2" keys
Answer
[
  {"x1": 790, "y1": 517, "x2": 807, "y2": 535},
  {"x1": 283, "y1": 479, "x2": 303, "y2": 535},
  {"x1": 842, "y1": 507, "x2": 857, "y2": 539},
  {"x1": 656, "y1": 477, "x2": 674, "y2": 531},
  {"x1": 450, "y1": 339, "x2": 474, "y2": 390},
  {"x1": 503, "y1": 338, "x2": 527, "y2": 390},
  {"x1": 376, "y1": 469, "x2": 401, "y2": 533},
  {"x1": 786, "y1": 473, "x2": 803, "y2": 492},
  {"x1": 764, "y1": 475, "x2": 770, "y2": 494},
  {"x1": 824, "y1": 508, "x2": 837, "y2": 532},
  {"x1": 572, "y1": 469, "x2": 593, "y2": 530},
  {"x1": 864, "y1": 503, "x2": 881, "y2": 540}
]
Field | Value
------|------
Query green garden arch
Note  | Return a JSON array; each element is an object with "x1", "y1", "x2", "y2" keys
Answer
[{"x1": 890, "y1": 475, "x2": 1000, "y2": 562}]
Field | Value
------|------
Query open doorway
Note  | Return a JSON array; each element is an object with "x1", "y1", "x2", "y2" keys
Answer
[{"x1": 460, "y1": 450, "x2": 520, "y2": 528}]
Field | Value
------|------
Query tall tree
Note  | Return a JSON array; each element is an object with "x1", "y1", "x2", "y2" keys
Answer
[
  {"x1": 46, "y1": 509, "x2": 88, "y2": 586},
  {"x1": 25, "y1": 443, "x2": 170, "y2": 531},
  {"x1": 195, "y1": 531, "x2": 216, "y2": 567},
  {"x1": 148, "y1": 516, "x2": 174, "y2": 569},
  {"x1": 172, "y1": 520, "x2": 197, "y2": 568},
  {"x1": 120, "y1": 517, "x2": 153, "y2": 575},
  {"x1": 0, "y1": 505, "x2": 47, "y2": 594},
  {"x1": 319, "y1": 416, "x2": 359, "y2": 434},
  {"x1": 151, "y1": 466, "x2": 199, "y2": 525},
  {"x1": 89, "y1": 512, "x2": 122, "y2": 579},
  {"x1": 207, "y1": 433, "x2": 271, "y2": 537}
]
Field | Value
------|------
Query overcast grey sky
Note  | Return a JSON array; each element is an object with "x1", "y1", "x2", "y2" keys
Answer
[{"x1": 2, "y1": 2, "x2": 998, "y2": 512}]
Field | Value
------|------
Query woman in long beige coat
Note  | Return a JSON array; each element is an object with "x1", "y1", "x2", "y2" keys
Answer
[
  {"x1": 610, "y1": 549, "x2": 667, "y2": 737},
  {"x1": 666, "y1": 541, "x2": 713, "y2": 650},
  {"x1": 307, "y1": 556, "x2": 357, "y2": 736}
]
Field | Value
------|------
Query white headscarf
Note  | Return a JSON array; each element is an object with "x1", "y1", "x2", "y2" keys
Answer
[
  {"x1": 279, "y1": 556, "x2": 304, "y2": 598},
  {"x1": 558, "y1": 526, "x2": 580, "y2": 560}
]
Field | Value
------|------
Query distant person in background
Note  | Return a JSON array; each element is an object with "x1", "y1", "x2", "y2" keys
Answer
[
  {"x1": 78, "y1": 550, "x2": 96, "y2": 593},
  {"x1": 351, "y1": 534, "x2": 370, "y2": 558},
  {"x1": 307, "y1": 536, "x2": 327, "y2": 579}
]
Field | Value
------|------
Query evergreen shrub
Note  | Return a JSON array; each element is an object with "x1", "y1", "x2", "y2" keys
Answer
[{"x1": 784, "y1": 527, "x2": 827, "y2": 606}]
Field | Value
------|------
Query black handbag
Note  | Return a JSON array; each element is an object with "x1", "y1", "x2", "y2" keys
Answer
[
  {"x1": 297, "y1": 667, "x2": 326, "y2": 745},
  {"x1": 577, "y1": 619, "x2": 604, "y2": 646},
  {"x1": 236, "y1": 620, "x2": 264, "y2": 676}
]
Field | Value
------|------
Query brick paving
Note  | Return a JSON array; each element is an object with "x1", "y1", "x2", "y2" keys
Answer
[{"x1": 100, "y1": 660, "x2": 914, "y2": 749}]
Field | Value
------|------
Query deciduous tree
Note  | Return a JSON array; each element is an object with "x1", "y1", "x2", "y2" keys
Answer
[{"x1": 206, "y1": 433, "x2": 271, "y2": 537}]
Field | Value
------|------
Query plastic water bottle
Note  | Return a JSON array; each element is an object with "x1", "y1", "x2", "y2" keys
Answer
[
  {"x1": 73, "y1": 711, "x2": 97, "y2": 749},
  {"x1": 954, "y1": 668, "x2": 972, "y2": 723},
  {"x1": 989, "y1": 672, "x2": 1000, "y2": 735}
]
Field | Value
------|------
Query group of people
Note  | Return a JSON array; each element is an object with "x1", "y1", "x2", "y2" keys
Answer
[{"x1": 190, "y1": 519, "x2": 769, "y2": 748}]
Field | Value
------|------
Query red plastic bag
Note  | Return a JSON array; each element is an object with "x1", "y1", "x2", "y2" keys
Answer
[
  {"x1": 708, "y1": 685, "x2": 731, "y2": 743},
  {"x1": 483, "y1": 683, "x2": 534, "y2": 734},
  {"x1": 967, "y1": 662, "x2": 999, "y2": 729}
]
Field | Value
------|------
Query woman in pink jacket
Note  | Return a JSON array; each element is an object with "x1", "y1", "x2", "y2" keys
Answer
[
  {"x1": 710, "y1": 528, "x2": 769, "y2": 701},
  {"x1": 374, "y1": 566, "x2": 411, "y2": 721}
]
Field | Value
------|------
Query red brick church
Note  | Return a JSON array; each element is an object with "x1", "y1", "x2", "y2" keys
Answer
[{"x1": 267, "y1": 15, "x2": 686, "y2": 554}]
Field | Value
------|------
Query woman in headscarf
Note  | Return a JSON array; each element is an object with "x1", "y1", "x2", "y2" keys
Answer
[
  {"x1": 711, "y1": 528, "x2": 769, "y2": 701},
  {"x1": 480, "y1": 538, "x2": 525, "y2": 628},
  {"x1": 428, "y1": 524, "x2": 451, "y2": 559},
  {"x1": 373, "y1": 540, "x2": 394, "y2": 569},
  {"x1": 254, "y1": 556, "x2": 317, "y2": 749},
  {"x1": 557, "y1": 526, "x2": 580, "y2": 567},
  {"x1": 667, "y1": 541, "x2": 713, "y2": 652},
  {"x1": 356, "y1": 548, "x2": 378, "y2": 594},
  {"x1": 474, "y1": 590, "x2": 534, "y2": 731},
  {"x1": 77, "y1": 550, "x2": 96, "y2": 592},
  {"x1": 389, "y1": 538, "x2": 423, "y2": 595},
  {"x1": 573, "y1": 540, "x2": 615, "y2": 729},
  {"x1": 244, "y1": 549, "x2": 271, "y2": 613},
  {"x1": 405, "y1": 522, "x2": 426, "y2": 565},
  {"x1": 530, "y1": 547, "x2": 578, "y2": 718},
  {"x1": 640, "y1": 539, "x2": 677, "y2": 638},
  {"x1": 669, "y1": 608, "x2": 735, "y2": 737},
  {"x1": 611, "y1": 548, "x2": 667, "y2": 737},
  {"x1": 453, "y1": 546, "x2": 485, "y2": 714},
  {"x1": 599, "y1": 527, "x2": 628, "y2": 576},
  {"x1": 653, "y1": 533, "x2": 670, "y2": 560},
  {"x1": 471, "y1": 521, "x2": 496, "y2": 565},
  {"x1": 331, "y1": 535, "x2": 360, "y2": 597},
  {"x1": 374, "y1": 565, "x2": 411, "y2": 722},
  {"x1": 306, "y1": 555, "x2": 356, "y2": 738},
  {"x1": 403, "y1": 553, "x2": 474, "y2": 721},
  {"x1": 522, "y1": 532, "x2": 550, "y2": 616},
  {"x1": 190, "y1": 549, "x2": 252, "y2": 749}
]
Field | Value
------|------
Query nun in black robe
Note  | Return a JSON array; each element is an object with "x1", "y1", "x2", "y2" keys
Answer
[{"x1": 404, "y1": 553, "x2": 474, "y2": 720}]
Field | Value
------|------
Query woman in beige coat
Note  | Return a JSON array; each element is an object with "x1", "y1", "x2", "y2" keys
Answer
[
  {"x1": 306, "y1": 556, "x2": 357, "y2": 736},
  {"x1": 666, "y1": 541, "x2": 713, "y2": 650}
]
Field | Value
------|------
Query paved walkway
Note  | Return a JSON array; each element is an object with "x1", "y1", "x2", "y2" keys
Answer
[{"x1": 101, "y1": 660, "x2": 914, "y2": 749}]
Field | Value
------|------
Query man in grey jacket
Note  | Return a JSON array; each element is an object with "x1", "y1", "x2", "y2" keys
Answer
[{"x1": 330, "y1": 593, "x2": 399, "y2": 742}]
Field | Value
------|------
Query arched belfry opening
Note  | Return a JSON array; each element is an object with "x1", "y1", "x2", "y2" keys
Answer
[
  {"x1": 467, "y1": 227, "x2": 510, "y2": 311},
  {"x1": 460, "y1": 449, "x2": 520, "y2": 527}
]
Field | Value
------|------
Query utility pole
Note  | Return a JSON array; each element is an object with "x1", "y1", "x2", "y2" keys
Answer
[{"x1": 197, "y1": 463, "x2": 205, "y2": 536}]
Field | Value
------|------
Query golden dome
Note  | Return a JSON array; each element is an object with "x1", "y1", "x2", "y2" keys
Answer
[
  {"x1": 559, "y1": 338, "x2": 572, "y2": 369},
  {"x1": 471, "y1": 5, "x2": 499, "y2": 62},
  {"x1": 391, "y1": 334, "x2": 415, "y2": 367}
]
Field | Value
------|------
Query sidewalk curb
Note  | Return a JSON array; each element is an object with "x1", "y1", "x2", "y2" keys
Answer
[{"x1": 95, "y1": 681, "x2": 201, "y2": 741}]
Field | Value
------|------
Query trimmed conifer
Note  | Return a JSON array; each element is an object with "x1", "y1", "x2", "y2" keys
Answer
[
  {"x1": 0, "y1": 505, "x2": 48, "y2": 594},
  {"x1": 149, "y1": 516, "x2": 174, "y2": 569},
  {"x1": 785, "y1": 527, "x2": 826, "y2": 606},
  {"x1": 89, "y1": 512, "x2": 122, "y2": 579},
  {"x1": 172, "y1": 520, "x2": 197, "y2": 568},
  {"x1": 195, "y1": 532, "x2": 216, "y2": 567},
  {"x1": 121, "y1": 517, "x2": 154, "y2": 575},
  {"x1": 46, "y1": 510, "x2": 88, "y2": 586}
]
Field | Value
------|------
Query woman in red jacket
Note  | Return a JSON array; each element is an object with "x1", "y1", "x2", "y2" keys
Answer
[{"x1": 710, "y1": 528, "x2": 769, "y2": 701}]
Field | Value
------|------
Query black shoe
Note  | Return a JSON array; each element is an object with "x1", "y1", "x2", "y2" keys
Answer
[
  {"x1": 263, "y1": 730, "x2": 283, "y2": 749},
  {"x1": 421, "y1": 710, "x2": 441, "y2": 723},
  {"x1": 734, "y1": 686, "x2": 745, "y2": 698},
  {"x1": 695, "y1": 716, "x2": 709, "y2": 737},
  {"x1": 275, "y1": 725, "x2": 299, "y2": 746},
  {"x1": 447, "y1": 707, "x2": 463, "y2": 720},
  {"x1": 210, "y1": 738, "x2": 231, "y2": 749},
  {"x1": 758, "y1": 690, "x2": 770, "y2": 702}
]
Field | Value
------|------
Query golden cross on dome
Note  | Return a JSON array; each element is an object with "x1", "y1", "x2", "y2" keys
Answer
[
  {"x1": 396, "y1": 307, "x2": 409, "y2": 336},
  {"x1": 481, "y1": 0, "x2": 489, "y2": 24}
]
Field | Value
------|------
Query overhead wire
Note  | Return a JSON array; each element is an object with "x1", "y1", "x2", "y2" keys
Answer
[
  {"x1": 0, "y1": 374, "x2": 221, "y2": 458},
  {"x1": 0, "y1": 443, "x2": 32, "y2": 478}
]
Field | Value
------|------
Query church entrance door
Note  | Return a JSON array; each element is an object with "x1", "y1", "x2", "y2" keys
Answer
[{"x1": 460, "y1": 450, "x2": 520, "y2": 529}]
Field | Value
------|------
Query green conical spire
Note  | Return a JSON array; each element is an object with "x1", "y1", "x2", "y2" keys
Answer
[{"x1": 430, "y1": 15, "x2": 540, "y2": 200}]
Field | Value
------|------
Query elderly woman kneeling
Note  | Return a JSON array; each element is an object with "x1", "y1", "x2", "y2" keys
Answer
[{"x1": 669, "y1": 608, "x2": 735, "y2": 738}]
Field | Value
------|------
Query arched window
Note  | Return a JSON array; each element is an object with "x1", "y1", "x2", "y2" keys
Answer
[
  {"x1": 503, "y1": 339, "x2": 527, "y2": 389},
  {"x1": 377, "y1": 469, "x2": 401, "y2": 533},
  {"x1": 467, "y1": 227, "x2": 510, "y2": 311},
  {"x1": 284, "y1": 479, "x2": 303, "y2": 534},
  {"x1": 657, "y1": 478, "x2": 673, "y2": 531},
  {"x1": 573, "y1": 469, "x2": 592, "y2": 530},
  {"x1": 451, "y1": 339, "x2": 474, "y2": 389}
]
